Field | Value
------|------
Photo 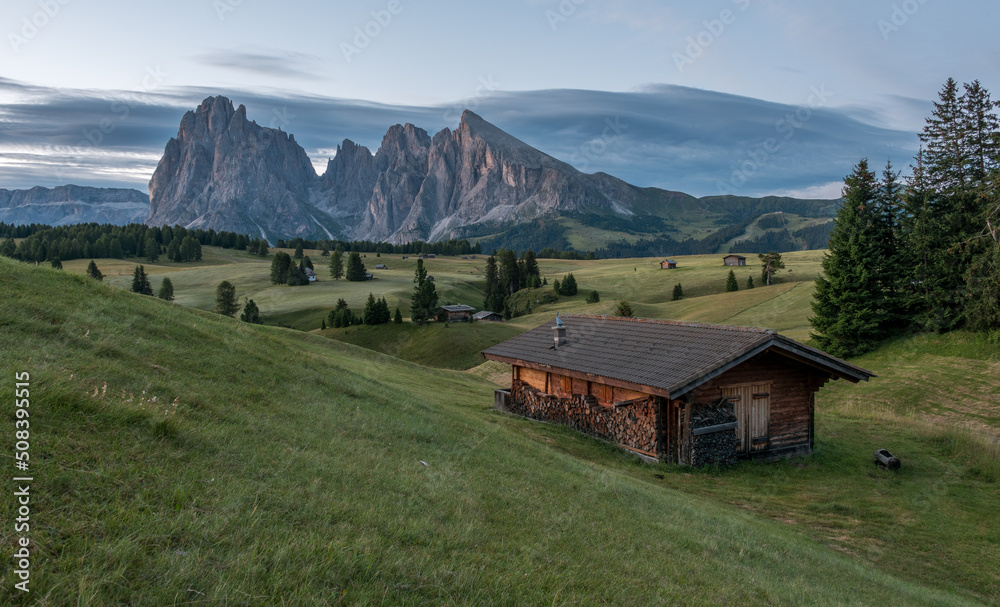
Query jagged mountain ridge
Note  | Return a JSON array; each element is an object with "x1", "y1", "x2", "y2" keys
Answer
[
  {"x1": 147, "y1": 96, "x2": 340, "y2": 243},
  {"x1": 145, "y1": 95, "x2": 837, "y2": 245},
  {"x1": 0, "y1": 185, "x2": 149, "y2": 226}
]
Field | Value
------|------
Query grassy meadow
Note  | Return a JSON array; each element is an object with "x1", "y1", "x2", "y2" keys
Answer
[{"x1": 3, "y1": 247, "x2": 999, "y2": 604}]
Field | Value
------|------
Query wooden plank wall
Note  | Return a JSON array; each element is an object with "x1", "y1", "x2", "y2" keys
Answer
[{"x1": 689, "y1": 352, "x2": 830, "y2": 455}]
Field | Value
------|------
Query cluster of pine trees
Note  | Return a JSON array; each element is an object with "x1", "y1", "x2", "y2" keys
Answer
[
  {"x1": 0, "y1": 223, "x2": 257, "y2": 264},
  {"x1": 482, "y1": 249, "x2": 542, "y2": 317},
  {"x1": 269, "y1": 252, "x2": 314, "y2": 286},
  {"x1": 811, "y1": 78, "x2": 1000, "y2": 357}
]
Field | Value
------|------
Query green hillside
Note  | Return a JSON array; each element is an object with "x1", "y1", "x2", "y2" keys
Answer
[{"x1": 2, "y1": 257, "x2": 994, "y2": 605}]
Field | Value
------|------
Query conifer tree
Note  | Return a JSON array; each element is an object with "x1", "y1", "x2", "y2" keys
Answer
[
  {"x1": 725, "y1": 269, "x2": 738, "y2": 292},
  {"x1": 394, "y1": 308, "x2": 403, "y2": 324},
  {"x1": 50, "y1": 257, "x2": 62, "y2": 269},
  {"x1": 746, "y1": 275, "x2": 754, "y2": 289},
  {"x1": 215, "y1": 281, "x2": 239, "y2": 317},
  {"x1": 672, "y1": 283, "x2": 683, "y2": 301},
  {"x1": 483, "y1": 255, "x2": 505, "y2": 313},
  {"x1": 810, "y1": 159, "x2": 906, "y2": 356},
  {"x1": 270, "y1": 252, "x2": 292, "y2": 285},
  {"x1": 294, "y1": 243, "x2": 304, "y2": 259},
  {"x1": 144, "y1": 236, "x2": 159, "y2": 262},
  {"x1": 240, "y1": 298, "x2": 264, "y2": 324},
  {"x1": 158, "y1": 277, "x2": 174, "y2": 301},
  {"x1": 345, "y1": 251, "x2": 367, "y2": 281},
  {"x1": 329, "y1": 250, "x2": 344, "y2": 280},
  {"x1": 131, "y1": 265, "x2": 153, "y2": 295},
  {"x1": 559, "y1": 273, "x2": 578, "y2": 295},
  {"x1": 410, "y1": 259, "x2": 438, "y2": 324},
  {"x1": 86, "y1": 260, "x2": 103, "y2": 281},
  {"x1": 615, "y1": 300, "x2": 634, "y2": 317}
]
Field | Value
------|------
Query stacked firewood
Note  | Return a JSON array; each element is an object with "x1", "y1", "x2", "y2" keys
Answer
[
  {"x1": 511, "y1": 381, "x2": 656, "y2": 453},
  {"x1": 690, "y1": 399, "x2": 740, "y2": 467}
]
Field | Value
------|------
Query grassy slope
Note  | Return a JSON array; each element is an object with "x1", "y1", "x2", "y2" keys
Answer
[{"x1": 0, "y1": 258, "x2": 981, "y2": 606}]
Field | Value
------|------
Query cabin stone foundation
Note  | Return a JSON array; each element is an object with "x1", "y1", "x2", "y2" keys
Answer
[{"x1": 510, "y1": 380, "x2": 657, "y2": 457}]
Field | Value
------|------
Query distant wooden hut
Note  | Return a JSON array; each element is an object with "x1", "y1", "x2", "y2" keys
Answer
[
  {"x1": 439, "y1": 304, "x2": 475, "y2": 322},
  {"x1": 660, "y1": 259, "x2": 677, "y2": 269},
  {"x1": 473, "y1": 310, "x2": 503, "y2": 323},
  {"x1": 304, "y1": 267, "x2": 317, "y2": 282},
  {"x1": 375, "y1": 264, "x2": 388, "y2": 270},
  {"x1": 723, "y1": 255, "x2": 747, "y2": 266}
]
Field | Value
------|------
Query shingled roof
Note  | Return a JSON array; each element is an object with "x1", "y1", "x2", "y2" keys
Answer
[{"x1": 482, "y1": 314, "x2": 873, "y2": 398}]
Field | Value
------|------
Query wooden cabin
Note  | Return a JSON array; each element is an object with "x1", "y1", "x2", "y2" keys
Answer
[
  {"x1": 474, "y1": 310, "x2": 504, "y2": 323},
  {"x1": 375, "y1": 264, "x2": 388, "y2": 270},
  {"x1": 304, "y1": 267, "x2": 317, "y2": 282},
  {"x1": 483, "y1": 314, "x2": 873, "y2": 465},
  {"x1": 439, "y1": 304, "x2": 476, "y2": 322},
  {"x1": 660, "y1": 259, "x2": 678, "y2": 269},
  {"x1": 723, "y1": 254, "x2": 747, "y2": 266}
]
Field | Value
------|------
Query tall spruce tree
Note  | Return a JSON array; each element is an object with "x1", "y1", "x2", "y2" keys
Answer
[
  {"x1": 410, "y1": 259, "x2": 438, "y2": 324},
  {"x1": 158, "y1": 277, "x2": 174, "y2": 301},
  {"x1": 215, "y1": 281, "x2": 239, "y2": 317},
  {"x1": 131, "y1": 265, "x2": 153, "y2": 296},
  {"x1": 811, "y1": 159, "x2": 905, "y2": 357},
  {"x1": 725, "y1": 269, "x2": 739, "y2": 292},
  {"x1": 270, "y1": 252, "x2": 292, "y2": 285},
  {"x1": 329, "y1": 249, "x2": 344, "y2": 280},
  {"x1": 345, "y1": 251, "x2": 367, "y2": 281},
  {"x1": 905, "y1": 79, "x2": 1000, "y2": 330},
  {"x1": 483, "y1": 255, "x2": 505, "y2": 313}
]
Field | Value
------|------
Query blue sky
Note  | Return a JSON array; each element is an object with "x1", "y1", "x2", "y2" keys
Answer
[{"x1": 2, "y1": 0, "x2": 998, "y2": 198}]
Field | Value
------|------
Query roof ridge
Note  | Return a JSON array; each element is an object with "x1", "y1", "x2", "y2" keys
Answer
[{"x1": 560, "y1": 314, "x2": 776, "y2": 335}]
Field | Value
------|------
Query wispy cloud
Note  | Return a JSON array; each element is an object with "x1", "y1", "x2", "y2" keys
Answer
[
  {"x1": 193, "y1": 48, "x2": 326, "y2": 80},
  {"x1": 0, "y1": 78, "x2": 918, "y2": 198}
]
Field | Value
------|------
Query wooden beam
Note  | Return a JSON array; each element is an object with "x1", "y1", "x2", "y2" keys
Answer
[
  {"x1": 484, "y1": 354, "x2": 671, "y2": 399},
  {"x1": 692, "y1": 422, "x2": 738, "y2": 436}
]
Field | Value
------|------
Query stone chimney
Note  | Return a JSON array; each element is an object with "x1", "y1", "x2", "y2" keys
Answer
[{"x1": 553, "y1": 316, "x2": 567, "y2": 348}]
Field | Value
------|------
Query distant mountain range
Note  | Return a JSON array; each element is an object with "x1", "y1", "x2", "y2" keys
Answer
[
  {"x1": 6, "y1": 96, "x2": 841, "y2": 249},
  {"x1": 0, "y1": 185, "x2": 148, "y2": 226}
]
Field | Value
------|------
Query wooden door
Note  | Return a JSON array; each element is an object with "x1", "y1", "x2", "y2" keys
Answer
[{"x1": 722, "y1": 383, "x2": 771, "y2": 453}]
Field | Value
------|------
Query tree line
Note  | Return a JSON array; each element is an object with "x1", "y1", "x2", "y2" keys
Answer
[
  {"x1": 812, "y1": 78, "x2": 1000, "y2": 357},
  {"x1": 0, "y1": 222, "x2": 263, "y2": 264},
  {"x1": 274, "y1": 236, "x2": 481, "y2": 257}
]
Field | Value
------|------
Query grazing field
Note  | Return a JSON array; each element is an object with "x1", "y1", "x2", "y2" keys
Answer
[{"x1": 2, "y1": 257, "x2": 996, "y2": 605}]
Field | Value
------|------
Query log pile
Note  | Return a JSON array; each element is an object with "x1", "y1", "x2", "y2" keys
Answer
[
  {"x1": 510, "y1": 381, "x2": 657, "y2": 454},
  {"x1": 690, "y1": 399, "x2": 740, "y2": 467}
]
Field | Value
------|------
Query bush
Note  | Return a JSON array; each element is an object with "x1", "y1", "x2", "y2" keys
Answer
[
  {"x1": 615, "y1": 300, "x2": 634, "y2": 317},
  {"x1": 672, "y1": 284, "x2": 684, "y2": 301},
  {"x1": 586, "y1": 290, "x2": 600, "y2": 304}
]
